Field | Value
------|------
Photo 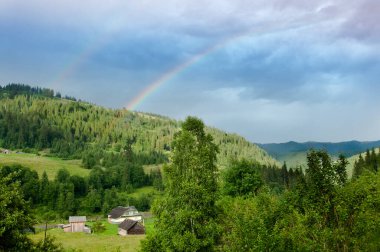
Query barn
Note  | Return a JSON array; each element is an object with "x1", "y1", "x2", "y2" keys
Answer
[
  {"x1": 118, "y1": 219, "x2": 145, "y2": 236},
  {"x1": 108, "y1": 206, "x2": 142, "y2": 224}
]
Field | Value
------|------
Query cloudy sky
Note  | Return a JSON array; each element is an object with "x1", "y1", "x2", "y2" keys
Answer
[{"x1": 1, "y1": 0, "x2": 379, "y2": 143}]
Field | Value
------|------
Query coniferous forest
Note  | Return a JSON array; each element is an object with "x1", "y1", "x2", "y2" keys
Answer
[{"x1": 0, "y1": 84, "x2": 379, "y2": 251}]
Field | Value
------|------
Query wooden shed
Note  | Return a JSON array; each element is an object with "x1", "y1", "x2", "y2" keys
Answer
[
  {"x1": 118, "y1": 219, "x2": 145, "y2": 236},
  {"x1": 64, "y1": 216, "x2": 86, "y2": 233}
]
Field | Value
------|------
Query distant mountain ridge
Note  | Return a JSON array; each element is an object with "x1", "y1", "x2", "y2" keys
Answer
[{"x1": 258, "y1": 140, "x2": 380, "y2": 168}]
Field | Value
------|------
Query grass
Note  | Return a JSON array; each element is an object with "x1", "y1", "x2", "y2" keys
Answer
[
  {"x1": 278, "y1": 151, "x2": 309, "y2": 169},
  {"x1": 0, "y1": 153, "x2": 89, "y2": 179},
  {"x1": 30, "y1": 218, "x2": 154, "y2": 252},
  {"x1": 143, "y1": 164, "x2": 162, "y2": 174},
  {"x1": 128, "y1": 186, "x2": 156, "y2": 198},
  {"x1": 345, "y1": 148, "x2": 380, "y2": 178},
  {"x1": 144, "y1": 218, "x2": 155, "y2": 235},
  {"x1": 30, "y1": 228, "x2": 144, "y2": 252}
]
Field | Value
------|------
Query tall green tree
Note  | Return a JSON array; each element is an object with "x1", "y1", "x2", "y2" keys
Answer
[
  {"x1": 222, "y1": 159, "x2": 263, "y2": 197},
  {"x1": 141, "y1": 117, "x2": 219, "y2": 252},
  {"x1": 0, "y1": 175, "x2": 35, "y2": 251}
]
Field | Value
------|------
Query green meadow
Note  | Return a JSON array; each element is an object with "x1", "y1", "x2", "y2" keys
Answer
[
  {"x1": 29, "y1": 218, "x2": 155, "y2": 252},
  {"x1": 0, "y1": 153, "x2": 89, "y2": 179}
]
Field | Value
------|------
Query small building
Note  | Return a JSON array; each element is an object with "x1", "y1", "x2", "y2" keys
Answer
[
  {"x1": 108, "y1": 206, "x2": 142, "y2": 224},
  {"x1": 1, "y1": 149, "x2": 11, "y2": 154},
  {"x1": 118, "y1": 219, "x2": 145, "y2": 236},
  {"x1": 63, "y1": 224, "x2": 71, "y2": 233},
  {"x1": 64, "y1": 216, "x2": 87, "y2": 233}
]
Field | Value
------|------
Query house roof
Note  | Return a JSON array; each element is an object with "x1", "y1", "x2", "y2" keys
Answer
[
  {"x1": 69, "y1": 216, "x2": 86, "y2": 223},
  {"x1": 118, "y1": 219, "x2": 138, "y2": 231},
  {"x1": 108, "y1": 206, "x2": 139, "y2": 218}
]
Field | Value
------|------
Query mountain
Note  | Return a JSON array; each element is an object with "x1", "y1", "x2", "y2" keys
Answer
[
  {"x1": 258, "y1": 140, "x2": 380, "y2": 168},
  {"x1": 0, "y1": 84, "x2": 279, "y2": 169}
]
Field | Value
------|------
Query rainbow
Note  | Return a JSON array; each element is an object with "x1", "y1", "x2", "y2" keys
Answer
[
  {"x1": 48, "y1": 16, "x2": 322, "y2": 109},
  {"x1": 125, "y1": 18, "x2": 321, "y2": 111},
  {"x1": 50, "y1": 36, "x2": 112, "y2": 91}
]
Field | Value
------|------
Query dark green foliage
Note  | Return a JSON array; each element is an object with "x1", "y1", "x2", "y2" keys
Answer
[
  {"x1": 0, "y1": 174, "x2": 35, "y2": 251},
  {"x1": 0, "y1": 165, "x2": 40, "y2": 204},
  {"x1": 0, "y1": 84, "x2": 278, "y2": 169},
  {"x1": 92, "y1": 221, "x2": 106, "y2": 234},
  {"x1": 151, "y1": 170, "x2": 164, "y2": 191},
  {"x1": 222, "y1": 159, "x2": 263, "y2": 197},
  {"x1": 33, "y1": 235, "x2": 63, "y2": 252},
  {"x1": 218, "y1": 194, "x2": 278, "y2": 251},
  {"x1": 353, "y1": 148, "x2": 379, "y2": 178},
  {"x1": 218, "y1": 150, "x2": 379, "y2": 252},
  {"x1": 141, "y1": 117, "x2": 220, "y2": 252}
]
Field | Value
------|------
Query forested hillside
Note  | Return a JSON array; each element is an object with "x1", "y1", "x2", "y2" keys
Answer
[
  {"x1": 347, "y1": 148, "x2": 380, "y2": 178},
  {"x1": 259, "y1": 140, "x2": 380, "y2": 169},
  {"x1": 0, "y1": 84, "x2": 278, "y2": 168}
]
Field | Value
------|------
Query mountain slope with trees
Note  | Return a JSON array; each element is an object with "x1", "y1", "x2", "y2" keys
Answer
[
  {"x1": 0, "y1": 83, "x2": 278, "y2": 169},
  {"x1": 259, "y1": 140, "x2": 380, "y2": 168}
]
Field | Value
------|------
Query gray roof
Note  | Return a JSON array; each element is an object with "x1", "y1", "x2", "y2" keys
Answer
[
  {"x1": 69, "y1": 216, "x2": 86, "y2": 223},
  {"x1": 118, "y1": 219, "x2": 138, "y2": 231},
  {"x1": 108, "y1": 206, "x2": 139, "y2": 219}
]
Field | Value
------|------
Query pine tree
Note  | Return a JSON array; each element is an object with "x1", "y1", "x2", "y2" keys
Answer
[
  {"x1": 335, "y1": 154, "x2": 348, "y2": 186},
  {"x1": 39, "y1": 171, "x2": 49, "y2": 204},
  {"x1": 281, "y1": 162, "x2": 289, "y2": 189}
]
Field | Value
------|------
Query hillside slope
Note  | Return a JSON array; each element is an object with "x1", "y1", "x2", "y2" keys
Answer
[
  {"x1": 0, "y1": 84, "x2": 278, "y2": 169},
  {"x1": 259, "y1": 140, "x2": 380, "y2": 168},
  {"x1": 346, "y1": 147, "x2": 380, "y2": 177}
]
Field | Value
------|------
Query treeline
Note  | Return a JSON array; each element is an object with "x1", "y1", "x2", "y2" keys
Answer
[
  {"x1": 0, "y1": 174, "x2": 63, "y2": 251},
  {"x1": 142, "y1": 117, "x2": 380, "y2": 252},
  {"x1": 217, "y1": 151, "x2": 379, "y2": 251},
  {"x1": 0, "y1": 148, "x2": 164, "y2": 218},
  {"x1": 0, "y1": 83, "x2": 278, "y2": 168},
  {"x1": 353, "y1": 148, "x2": 379, "y2": 178},
  {"x1": 223, "y1": 160, "x2": 304, "y2": 194},
  {"x1": 0, "y1": 83, "x2": 76, "y2": 100}
]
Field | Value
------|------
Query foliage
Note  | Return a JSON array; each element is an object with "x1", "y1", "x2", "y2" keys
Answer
[
  {"x1": 222, "y1": 159, "x2": 263, "y2": 197},
  {"x1": 141, "y1": 117, "x2": 220, "y2": 251},
  {"x1": 92, "y1": 221, "x2": 106, "y2": 234},
  {"x1": 218, "y1": 150, "x2": 380, "y2": 251},
  {"x1": 353, "y1": 148, "x2": 379, "y2": 178},
  {"x1": 0, "y1": 83, "x2": 278, "y2": 169},
  {"x1": 0, "y1": 174, "x2": 35, "y2": 251},
  {"x1": 33, "y1": 235, "x2": 63, "y2": 252}
]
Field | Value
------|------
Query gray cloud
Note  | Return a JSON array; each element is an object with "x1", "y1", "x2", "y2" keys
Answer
[{"x1": 1, "y1": 0, "x2": 379, "y2": 142}]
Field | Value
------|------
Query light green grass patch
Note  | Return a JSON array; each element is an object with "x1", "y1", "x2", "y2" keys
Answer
[
  {"x1": 29, "y1": 228, "x2": 144, "y2": 252},
  {"x1": 143, "y1": 164, "x2": 162, "y2": 174},
  {"x1": 144, "y1": 217, "x2": 155, "y2": 235},
  {"x1": 0, "y1": 153, "x2": 89, "y2": 179},
  {"x1": 128, "y1": 186, "x2": 156, "y2": 198}
]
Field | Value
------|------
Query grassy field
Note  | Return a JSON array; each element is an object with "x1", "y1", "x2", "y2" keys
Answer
[
  {"x1": 30, "y1": 228, "x2": 144, "y2": 252},
  {"x1": 143, "y1": 164, "x2": 162, "y2": 174},
  {"x1": 30, "y1": 218, "x2": 154, "y2": 252},
  {"x1": 279, "y1": 151, "x2": 360, "y2": 178},
  {"x1": 128, "y1": 186, "x2": 156, "y2": 198},
  {"x1": 278, "y1": 151, "x2": 309, "y2": 169},
  {"x1": 0, "y1": 153, "x2": 89, "y2": 179},
  {"x1": 345, "y1": 148, "x2": 380, "y2": 178}
]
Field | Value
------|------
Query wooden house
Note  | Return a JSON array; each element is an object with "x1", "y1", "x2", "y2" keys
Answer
[
  {"x1": 108, "y1": 206, "x2": 142, "y2": 224},
  {"x1": 118, "y1": 219, "x2": 145, "y2": 236},
  {"x1": 64, "y1": 216, "x2": 87, "y2": 232}
]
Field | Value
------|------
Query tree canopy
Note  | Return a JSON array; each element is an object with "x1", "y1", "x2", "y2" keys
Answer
[{"x1": 141, "y1": 117, "x2": 220, "y2": 251}]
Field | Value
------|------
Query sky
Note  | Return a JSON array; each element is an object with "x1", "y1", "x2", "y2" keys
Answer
[{"x1": 0, "y1": 0, "x2": 379, "y2": 143}]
